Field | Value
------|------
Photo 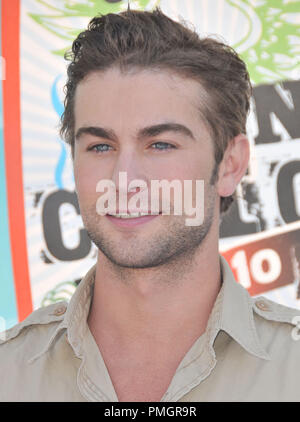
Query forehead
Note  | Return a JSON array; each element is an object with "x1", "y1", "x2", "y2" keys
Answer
[{"x1": 74, "y1": 67, "x2": 210, "y2": 134}]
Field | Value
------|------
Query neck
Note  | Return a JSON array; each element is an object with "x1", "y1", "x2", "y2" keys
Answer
[{"x1": 87, "y1": 225, "x2": 222, "y2": 351}]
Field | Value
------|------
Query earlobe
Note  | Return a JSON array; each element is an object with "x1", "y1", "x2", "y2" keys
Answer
[{"x1": 217, "y1": 134, "x2": 250, "y2": 197}]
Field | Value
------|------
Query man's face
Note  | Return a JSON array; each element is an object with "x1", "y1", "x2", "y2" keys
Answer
[{"x1": 73, "y1": 67, "x2": 220, "y2": 269}]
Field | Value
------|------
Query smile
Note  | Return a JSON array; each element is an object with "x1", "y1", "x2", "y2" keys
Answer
[
  {"x1": 106, "y1": 212, "x2": 161, "y2": 227},
  {"x1": 108, "y1": 212, "x2": 160, "y2": 219}
]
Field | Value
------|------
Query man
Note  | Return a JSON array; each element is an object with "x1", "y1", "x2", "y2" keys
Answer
[{"x1": 1, "y1": 8, "x2": 300, "y2": 402}]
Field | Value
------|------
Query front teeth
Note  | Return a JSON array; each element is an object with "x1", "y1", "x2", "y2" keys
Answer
[{"x1": 110, "y1": 212, "x2": 158, "y2": 219}]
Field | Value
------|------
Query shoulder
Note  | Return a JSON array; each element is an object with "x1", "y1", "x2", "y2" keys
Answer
[
  {"x1": 0, "y1": 301, "x2": 68, "y2": 357},
  {"x1": 251, "y1": 295, "x2": 300, "y2": 353},
  {"x1": 252, "y1": 295, "x2": 300, "y2": 326},
  {"x1": 0, "y1": 302, "x2": 69, "y2": 401}
]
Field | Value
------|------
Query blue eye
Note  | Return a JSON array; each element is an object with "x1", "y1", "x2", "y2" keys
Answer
[
  {"x1": 89, "y1": 142, "x2": 175, "y2": 153},
  {"x1": 151, "y1": 142, "x2": 175, "y2": 150},
  {"x1": 90, "y1": 144, "x2": 112, "y2": 153}
]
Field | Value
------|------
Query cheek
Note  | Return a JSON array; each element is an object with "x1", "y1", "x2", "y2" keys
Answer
[
  {"x1": 174, "y1": 159, "x2": 210, "y2": 182},
  {"x1": 74, "y1": 160, "x2": 101, "y2": 205},
  {"x1": 148, "y1": 158, "x2": 213, "y2": 200},
  {"x1": 150, "y1": 154, "x2": 200, "y2": 181}
]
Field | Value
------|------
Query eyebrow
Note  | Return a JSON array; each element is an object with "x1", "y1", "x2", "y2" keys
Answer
[{"x1": 75, "y1": 122, "x2": 196, "y2": 142}]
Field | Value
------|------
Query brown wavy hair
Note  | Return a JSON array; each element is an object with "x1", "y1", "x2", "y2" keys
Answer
[{"x1": 60, "y1": 8, "x2": 252, "y2": 214}]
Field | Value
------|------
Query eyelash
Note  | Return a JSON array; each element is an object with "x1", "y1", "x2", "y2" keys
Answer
[{"x1": 89, "y1": 142, "x2": 176, "y2": 153}]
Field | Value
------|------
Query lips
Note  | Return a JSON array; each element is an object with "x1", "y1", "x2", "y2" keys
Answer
[
  {"x1": 106, "y1": 212, "x2": 161, "y2": 227},
  {"x1": 107, "y1": 210, "x2": 161, "y2": 218},
  {"x1": 109, "y1": 210, "x2": 161, "y2": 214}
]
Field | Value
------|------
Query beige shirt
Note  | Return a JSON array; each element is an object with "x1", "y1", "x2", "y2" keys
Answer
[{"x1": 1, "y1": 255, "x2": 300, "y2": 402}]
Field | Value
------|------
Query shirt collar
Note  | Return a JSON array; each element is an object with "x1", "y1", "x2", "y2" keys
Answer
[
  {"x1": 28, "y1": 255, "x2": 270, "y2": 364},
  {"x1": 28, "y1": 264, "x2": 96, "y2": 364},
  {"x1": 161, "y1": 256, "x2": 270, "y2": 401},
  {"x1": 209, "y1": 255, "x2": 270, "y2": 361}
]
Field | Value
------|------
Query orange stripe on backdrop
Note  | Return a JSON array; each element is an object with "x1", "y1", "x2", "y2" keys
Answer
[{"x1": 2, "y1": 0, "x2": 33, "y2": 321}]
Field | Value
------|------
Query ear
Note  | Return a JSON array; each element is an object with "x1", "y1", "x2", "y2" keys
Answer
[{"x1": 217, "y1": 134, "x2": 250, "y2": 197}]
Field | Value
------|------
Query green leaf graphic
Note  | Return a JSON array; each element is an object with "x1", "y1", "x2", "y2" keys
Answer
[
  {"x1": 229, "y1": 0, "x2": 300, "y2": 84},
  {"x1": 29, "y1": 0, "x2": 299, "y2": 83},
  {"x1": 29, "y1": 0, "x2": 160, "y2": 55}
]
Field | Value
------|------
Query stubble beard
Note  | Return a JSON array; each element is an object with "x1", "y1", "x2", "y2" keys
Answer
[{"x1": 80, "y1": 179, "x2": 218, "y2": 271}]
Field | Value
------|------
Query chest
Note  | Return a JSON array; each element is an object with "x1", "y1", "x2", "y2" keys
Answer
[{"x1": 104, "y1": 356, "x2": 179, "y2": 402}]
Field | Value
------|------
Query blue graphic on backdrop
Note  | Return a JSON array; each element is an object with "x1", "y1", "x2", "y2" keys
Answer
[{"x1": 51, "y1": 75, "x2": 69, "y2": 189}]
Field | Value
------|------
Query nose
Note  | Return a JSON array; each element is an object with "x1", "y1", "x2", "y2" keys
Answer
[{"x1": 111, "y1": 147, "x2": 149, "y2": 205}]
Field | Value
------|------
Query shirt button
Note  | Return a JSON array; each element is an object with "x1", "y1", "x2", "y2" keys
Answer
[
  {"x1": 52, "y1": 304, "x2": 67, "y2": 316},
  {"x1": 255, "y1": 299, "x2": 271, "y2": 311}
]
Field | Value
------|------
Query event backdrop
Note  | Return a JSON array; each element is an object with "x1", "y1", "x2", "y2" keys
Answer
[{"x1": 0, "y1": 0, "x2": 299, "y2": 330}]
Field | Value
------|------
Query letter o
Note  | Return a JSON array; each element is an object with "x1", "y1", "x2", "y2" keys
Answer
[{"x1": 250, "y1": 249, "x2": 281, "y2": 284}]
